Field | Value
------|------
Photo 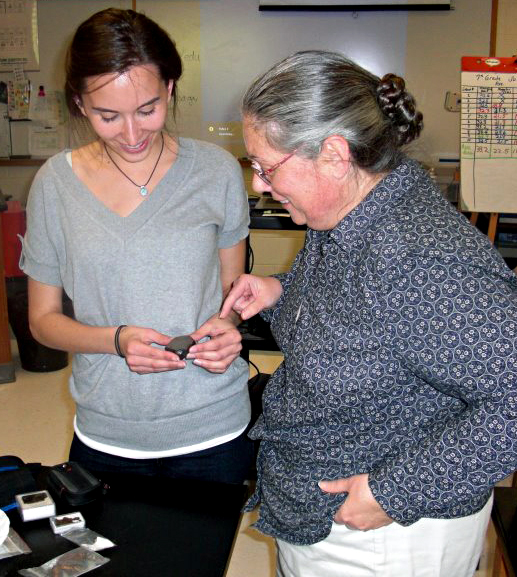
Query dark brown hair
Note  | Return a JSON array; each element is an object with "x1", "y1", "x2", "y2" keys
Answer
[{"x1": 65, "y1": 8, "x2": 183, "y2": 118}]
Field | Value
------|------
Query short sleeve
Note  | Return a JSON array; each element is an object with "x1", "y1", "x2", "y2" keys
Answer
[
  {"x1": 20, "y1": 164, "x2": 63, "y2": 287},
  {"x1": 217, "y1": 156, "x2": 250, "y2": 249}
]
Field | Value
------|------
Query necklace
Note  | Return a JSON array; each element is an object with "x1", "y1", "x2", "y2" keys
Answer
[{"x1": 104, "y1": 132, "x2": 164, "y2": 197}]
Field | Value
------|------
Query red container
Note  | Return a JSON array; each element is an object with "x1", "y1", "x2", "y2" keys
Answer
[{"x1": 1, "y1": 201, "x2": 26, "y2": 278}]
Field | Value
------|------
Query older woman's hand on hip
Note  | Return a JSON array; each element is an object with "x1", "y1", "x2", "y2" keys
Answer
[
  {"x1": 319, "y1": 474, "x2": 393, "y2": 531},
  {"x1": 220, "y1": 274, "x2": 283, "y2": 321}
]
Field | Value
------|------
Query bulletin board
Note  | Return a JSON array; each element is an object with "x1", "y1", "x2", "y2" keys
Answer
[{"x1": 460, "y1": 56, "x2": 517, "y2": 212}]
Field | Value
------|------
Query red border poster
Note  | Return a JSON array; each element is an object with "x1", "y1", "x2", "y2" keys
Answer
[{"x1": 460, "y1": 56, "x2": 517, "y2": 212}]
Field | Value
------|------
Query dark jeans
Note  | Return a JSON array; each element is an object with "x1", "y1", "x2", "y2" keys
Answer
[{"x1": 69, "y1": 430, "x2": 254, "y2": 485}]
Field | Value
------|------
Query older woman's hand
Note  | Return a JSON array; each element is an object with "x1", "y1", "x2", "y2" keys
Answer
[
  {"x1": 220, "y1": 274, "x2": 283, "y2": 321},
  {"x1": 319, "y1": 474, "x2": 393, "y2": 531},
  {"x1": 187, "y1": 314, "x2": 243, "y2": 373}
]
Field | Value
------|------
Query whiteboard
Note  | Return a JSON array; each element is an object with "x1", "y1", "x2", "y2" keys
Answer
[
  {"x1": 460, "y1": 58, "x2": 517, "y2": 213},
  {"x1": 259, "y1": 0, "x2": 450, "y2": 6},
  {"x1": 145, "y1": 0, "x2": 408, "y2": 156}
]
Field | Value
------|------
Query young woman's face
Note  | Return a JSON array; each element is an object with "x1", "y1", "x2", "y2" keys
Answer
[{"x1": 77, "y1": 64, "x2": 172, "y2": 163}]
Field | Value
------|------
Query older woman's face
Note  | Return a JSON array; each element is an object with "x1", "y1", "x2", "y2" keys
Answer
[{"x1": 243, "y1": 117, "x2": 348, "y2": 230}]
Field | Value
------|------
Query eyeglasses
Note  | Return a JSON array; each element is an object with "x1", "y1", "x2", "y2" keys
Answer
[{"x1": 251, "y1": 150, "x2": 297, "y2": 185}]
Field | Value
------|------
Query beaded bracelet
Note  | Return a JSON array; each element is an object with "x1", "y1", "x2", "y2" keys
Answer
[{"x1": 114, "y1": 325, "x2": 127, "y2": 358}]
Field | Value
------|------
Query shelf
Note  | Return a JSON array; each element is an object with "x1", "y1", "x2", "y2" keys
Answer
[
  {"x1": 0, "y1": 156, "x2": 247, "y2": 169},
  {"x1": 0, "y1": 158, "x2": 46, "y2": 167}
]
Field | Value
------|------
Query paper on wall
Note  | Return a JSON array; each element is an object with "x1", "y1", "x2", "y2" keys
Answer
[{"x1": 29, "y1": 124, "x2": 66, "y2": 158}]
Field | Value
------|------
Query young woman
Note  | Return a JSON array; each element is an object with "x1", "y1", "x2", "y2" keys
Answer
[{"x1": 21, "y1": 8, "x2": 253, "y2": 484}]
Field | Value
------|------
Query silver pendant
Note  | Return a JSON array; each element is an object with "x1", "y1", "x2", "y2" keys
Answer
[{"x1": 140, "y1": 186, "x2": 149, "y2": 197}]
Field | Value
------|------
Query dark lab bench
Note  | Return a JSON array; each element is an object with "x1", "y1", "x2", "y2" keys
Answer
[{"x1": 1, "y1": 472, "x2": 247, "y2": 577}]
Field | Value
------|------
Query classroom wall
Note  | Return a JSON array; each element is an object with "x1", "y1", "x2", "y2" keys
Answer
[
  {"x1": 405, "y1": 0, "x2": 491, "y2": 166},
  {"x1": 0, "y1": 0, "x2": 493, "y2": 203},
  {"x1": 495, "y1": 0, "x2": 517, "y2": 57}
]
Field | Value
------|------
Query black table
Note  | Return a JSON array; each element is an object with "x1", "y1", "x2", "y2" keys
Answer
[
  {"x1": 249, "y1": 212, "x2": 306, "y2": 231},
  {"x1": 492, "y1": 487, "x2": 517, "y2": 577},
  {"x1": 1, "y1": 472, "x2": 247, "y2": 577}
]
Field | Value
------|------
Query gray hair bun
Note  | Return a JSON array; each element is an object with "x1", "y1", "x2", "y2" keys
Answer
[{"x1": 377, "y1": 73, "x2": 423, "y2": 146}]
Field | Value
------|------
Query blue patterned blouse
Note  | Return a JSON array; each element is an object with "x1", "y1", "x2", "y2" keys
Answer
[{"x1": 245, "y1": 157, "x2": 517, "y2": 545}]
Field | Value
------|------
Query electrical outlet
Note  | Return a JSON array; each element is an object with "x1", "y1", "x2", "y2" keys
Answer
[{"x1": 444, "y1": 91, "x2": 461, "y2": 112}]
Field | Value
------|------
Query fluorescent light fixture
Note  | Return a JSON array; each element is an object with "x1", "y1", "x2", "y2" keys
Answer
[{"x1": 259, "y1": 0, "x2": 451, "y2": 10}]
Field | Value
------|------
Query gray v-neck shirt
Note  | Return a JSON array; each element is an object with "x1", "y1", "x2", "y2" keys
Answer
[{"x1": 21, "y1": 138, "x2": 251, "y2": 451}]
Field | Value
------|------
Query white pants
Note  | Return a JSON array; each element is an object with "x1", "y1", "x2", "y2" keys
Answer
[{"x1": 276, "y1": 493, "x2": 493, "y2": 577}]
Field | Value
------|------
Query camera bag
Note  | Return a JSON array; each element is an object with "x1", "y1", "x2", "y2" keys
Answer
[
  {"x1": 0, "y1": 455, "x2": 38, "y2": 511},
  {"x1": 47, "y1": 461, "x2": 102, "y2": 507}
]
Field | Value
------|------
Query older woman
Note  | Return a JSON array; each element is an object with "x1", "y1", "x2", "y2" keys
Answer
[{"x1": 221, "y1": 50, "x2": 517, "y2": 577}]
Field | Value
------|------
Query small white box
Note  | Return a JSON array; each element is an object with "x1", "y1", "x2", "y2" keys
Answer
[
  {"x1": 15, "y1": 490, "x2": 56, "y2": 521},
  {"x1": 49, "y1": 511, "x2": 86, "y2": 534}
]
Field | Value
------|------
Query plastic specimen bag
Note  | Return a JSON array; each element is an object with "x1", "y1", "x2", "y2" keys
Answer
[{"x1": 18, "y1": 547, "x2": 109, "y2": 576}]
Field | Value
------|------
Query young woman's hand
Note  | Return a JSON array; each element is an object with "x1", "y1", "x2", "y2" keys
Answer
[
  {"x1": 186, "y1": 315, "x2": 243, "y2": 374},
  {"x1": 117, "y1": 325, "x2": 188, "y2": 374}
]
